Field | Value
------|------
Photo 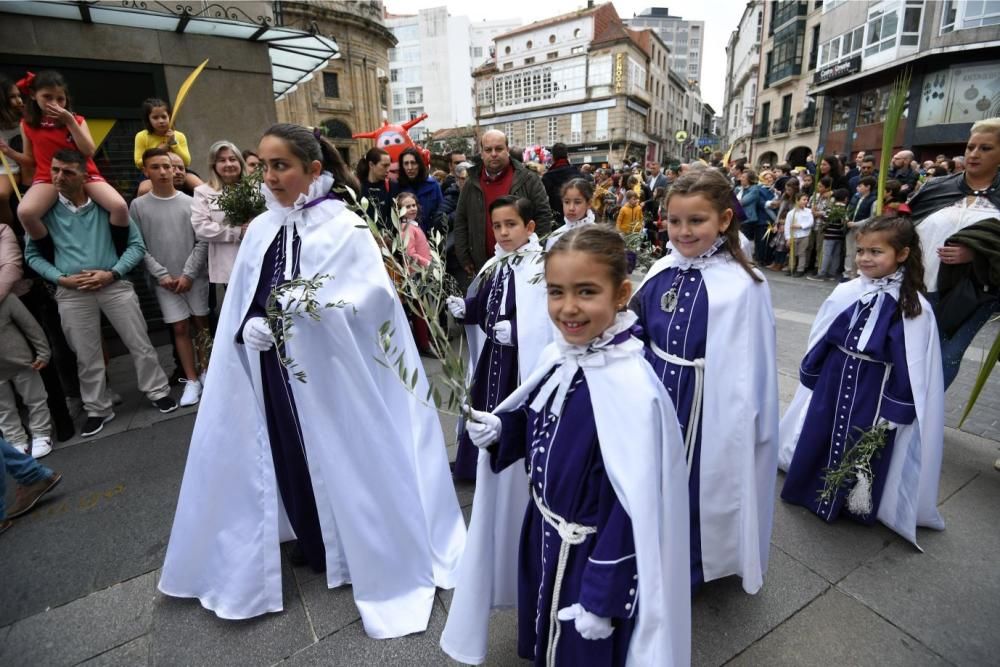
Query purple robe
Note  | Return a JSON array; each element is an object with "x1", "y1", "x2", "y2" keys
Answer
[
  {"x1": 492, "y1": 366, "x2": 637, "y2": 666},
  {"x1": 633, "y1": 266, "x2": 708, "y2": 591},
  {"x1": 239, "y1": 227, "x2": 326, "y2": 571},
  {"x1": 454, "y1": 265, "x2": 520, "y2": 480},
  {"x1": 781, "y1": 295, "x2": 916, "y2": 523}
]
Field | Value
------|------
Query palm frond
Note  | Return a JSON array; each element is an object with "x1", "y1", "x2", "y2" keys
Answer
[
  {"x1": 958, "y1": 315, "x2": 1000, "y2": 427},
  {"x1": 876, "y1": 69, "x2": 911, "y2": 216}
]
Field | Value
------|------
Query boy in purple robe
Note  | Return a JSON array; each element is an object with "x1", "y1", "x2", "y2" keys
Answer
[{"x1": 447, "y1": 195, "x2": 547, "y2": 481}]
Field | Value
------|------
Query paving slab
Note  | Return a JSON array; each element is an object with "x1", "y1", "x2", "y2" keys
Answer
[
  {"x1": 295, "y1": 577, "x2": 361, "y2": 641},
  {"x1": 691, "y1": 547, "x2": 829, "y2": 666},
  {"x1": 0, "y1": 416, "x2": 194, "y2": 627},
  {"x1": 769, "y1": 473, "x2": 901, "y2": 584},
  {"x1": 284, "y1": 597, "x2": 452, "y2": 666},
  {"x1": 728, "y1": 588, "x2": 947, "y2": 667},
  {"x1": 936, "y1": 427, "x2": 997, "y2": 502},
  {"x1": 0, "y1": 571, "x2": 157, "y2": 667},
  {"x1": 150, "y1": 557, "x2": 313, "y2": 667},
  {"x1": 838, "y1": 473, "x2": 1000, "y2": 665},
  {"x1": 79, "y1": 635, "x2": 152, "y2": 667}
]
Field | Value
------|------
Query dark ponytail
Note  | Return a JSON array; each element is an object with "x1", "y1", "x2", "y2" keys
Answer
[
  {"x1": 858, "y1": 216, "x2": 926, "y2": 319},
  {"x1": 355, "y1": 147, "x2": 389, "y2": 184},
  {"x1": 260, "y1": 123, "x2": 359, "y2": 193}
]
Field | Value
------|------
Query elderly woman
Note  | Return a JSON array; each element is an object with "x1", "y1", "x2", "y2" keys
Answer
[
  {"x1": 909, "y1": 117, "x2": 1000, "y2": 388},
  {"x1": 191, "y1": 140, "x2": 248, "y2": 288}
]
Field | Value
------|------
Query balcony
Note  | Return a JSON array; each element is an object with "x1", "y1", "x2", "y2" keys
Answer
[
  {"x1": 794, "y1": 107, "x2": 816, "y2": 130},
  {"x1": 771, "y1": 116, "x2": 791, "y2": 135},
  {"x1": 753, "y1": 122, "x2": 769, "y2": 139}
]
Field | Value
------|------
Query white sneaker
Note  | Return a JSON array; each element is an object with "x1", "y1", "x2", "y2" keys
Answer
[
  {"x1": 31, "y1": 437, "x2": 52, "y2": 458},
  {"x1": 198, "y1": 370, "x2": 207, "y2": 387},
  {"x1": 179, "y1": 379, "x2": 202, "y2": 407},
  {"x1": 11, "y1": 442, "x2": 29, "y2": 455}
]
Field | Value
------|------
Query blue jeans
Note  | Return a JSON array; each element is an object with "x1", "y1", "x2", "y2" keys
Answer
[
  {"x1": 928, "y1": 293, "x2": 1000, "y2": 389},
  {"x1": 1, "y1": 436, "x2": 53, "y2": 519}
]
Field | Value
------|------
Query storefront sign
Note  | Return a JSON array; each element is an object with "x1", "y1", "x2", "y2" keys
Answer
[
  {"x1": 615, "y1": 53, "x2": 625, "y2": 93},
  {"x1": 815, "y1": 55, "x2": 861, "y2": 85}
]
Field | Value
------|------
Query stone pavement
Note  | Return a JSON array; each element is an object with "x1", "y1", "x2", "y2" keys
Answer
[{"x1": 1, "y1": 274, "x2": 998, "y2": 666}]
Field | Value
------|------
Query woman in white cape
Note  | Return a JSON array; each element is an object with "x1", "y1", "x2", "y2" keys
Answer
[{"x1": 159, "y1": 124, "x2": 465, "y2": 639}]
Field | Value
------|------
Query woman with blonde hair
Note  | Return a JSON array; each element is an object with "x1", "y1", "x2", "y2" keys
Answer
[{"x1": 191, "y1": 140, "x2": 248, "y2": 287}]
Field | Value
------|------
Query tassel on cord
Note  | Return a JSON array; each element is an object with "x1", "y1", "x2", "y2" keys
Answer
[{"x1": 847, "y1": 469, "x2": 874, "y2": 516}]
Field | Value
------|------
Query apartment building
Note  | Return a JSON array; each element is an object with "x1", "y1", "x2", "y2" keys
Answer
[
  {"x1": 723, "y1": 1, "x2": 765, "y2": 160},
  {"x1": 625, "y1": 7, "x2": 706, "y2": 83},
  {"x1": 752, "y1": 0, "x2": 825, "y2": 168}
]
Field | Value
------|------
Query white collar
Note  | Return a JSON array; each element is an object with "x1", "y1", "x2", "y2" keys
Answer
[
  {"x1": 262, "y1": 171, "x2": 335, "y2": 214},
  {"x1": 492, "y1": 233, "x2": 541, "y2": 261},
  {"x1": 665, "y1": 236, "x2": 728, "y2": 271},
  {"x1": 149, "y1": 190, "x2": 180, "y2": 201},
  {"x1": 563, "y1": 209, "x2": 596, "y2": 229},
  {"x1": 58, "y1": 192, "x2": 93, "y2": 213}
]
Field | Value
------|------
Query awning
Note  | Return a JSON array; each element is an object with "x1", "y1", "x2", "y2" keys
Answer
[{"x1": 0, "y1": 1, "x2": 340, "y2": 100}]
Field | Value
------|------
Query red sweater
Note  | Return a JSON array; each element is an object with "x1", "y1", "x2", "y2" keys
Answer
[{"x1": 480, "y1": 164, "x2": 514, "y2": 255}]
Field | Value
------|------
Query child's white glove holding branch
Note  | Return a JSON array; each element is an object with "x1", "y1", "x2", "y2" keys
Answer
[
  {"x1": 557, "y1": 603, "x2": 614, "y2": 640},
  {"x1": 493, "y1": 320, "x2": 513, "y2": 345},
  {"x1": 446, "y1": 296, "x2": 466, "y2": 319},
  {"x1": 464, "y1": 406, "x2": 501, "y2": 448},
  {"x1": 242, "y1": 317, "x2": 274, "y2": 352}
]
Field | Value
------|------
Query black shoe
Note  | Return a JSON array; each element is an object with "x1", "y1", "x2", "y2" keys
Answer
[
  {"x1": 152, "y1": 396, "x2": 178, "y2": 414},
  {"x1": 288, "y1": 543, "x2": 308, "y2": 567},
  {"x1": 81, "y1": 413, "x2": 115, "y2": 437},
  {"x1": 806, "y1": 274, "x2": 826, "y2": 282},
  {"x1": 55, "y1": 420, "x2": 76, "y2": 442}
]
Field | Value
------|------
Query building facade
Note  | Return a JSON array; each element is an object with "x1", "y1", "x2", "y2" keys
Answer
[
  {"x1": 751, "y1": 0, "x2": 825, "y2": 168},
  {"x1": 473, "y1": 4, "x2": 674, "y2": 166},
  {"x1": 810, "y1": 0, "x2": 1000, "y2": 162},
  {"x1": 625, "y1": 7, "x2": 705, "y2": 84},
  {"x1": 386, "y1": 9, "x2": 523, "y2": 143},
  {"x1": 723, "y1": 0, "x2": 764, "y2": 160},
  {"x1": 274, "y1": 1, "x2": 396, "y2": 165}
]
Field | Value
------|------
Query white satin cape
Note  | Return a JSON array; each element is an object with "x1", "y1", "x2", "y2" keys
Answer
[
  {"x1": 158, "y1": 174, "x2": 466, "y2": 638},
  {"x1": 453, "y1": 233, "x2": 553, "y2": 634},
  {"x1": 776, "y1": 278, "x2": 945, "y2": 547},
  {"x1": 635, "y1": 251, "x2": 779, "y2": 594},
  {"x1": 441, "y1": 314, "x2": 692, "y2": 666}
]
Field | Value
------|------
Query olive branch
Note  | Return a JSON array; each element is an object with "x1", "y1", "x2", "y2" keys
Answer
[
  {"x1": 333, "y1": 183, "x2": 471, "y2": 415},
  {"x1": 215, "y1": 169, "x2": 266, "y2": 226},
  {"x1": 817, "y1": 421, "x2": 891, "y2": 515},
  {"x1": 264, "y1": 274, "x2": 350, "y2": 383}
]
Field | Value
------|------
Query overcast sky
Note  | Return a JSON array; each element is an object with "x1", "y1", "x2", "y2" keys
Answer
[{"x1": 383, "y1": 0, "x2": 749, "y2": 111}]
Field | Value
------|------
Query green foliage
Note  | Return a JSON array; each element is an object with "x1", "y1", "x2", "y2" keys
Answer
[
  {"x1": 265, "y1": 274, "x2": 350, "y2": 383},
  {"x1": 335, "y1": 182, "x2": 470, "y2": 415},
  {"x1": 876, "y1": 69, "x2": 911, "y2": 217},
  {"x1": 817, "y1": 421, "x2": 890, "y2": 513},
  {"x1": 623, "y1": 231, "x2": 659, "y2": 273},
  {"x1": 215, "y1": 169, "x2": 266, "y2": 226}
]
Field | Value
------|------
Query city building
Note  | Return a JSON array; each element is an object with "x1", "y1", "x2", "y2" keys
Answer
[
  {"x1": 810, "y1": 0, "x2": 1000, "y2": 162},
  {"x1": 723, "y1": 0, "x2": 765, "y2": 161},
  {"x1": 473, "y1": 3, "x2": 673, "y2": 166},
  {"x1": 751, "y1": 0, "x2": 826, "y2": 168},
  {"x1": 625, "y1": 7, "x2": 705, "y2": 84},
  {"x1": 384, "y1": 9, "x2": 522, "y2": 144},
  {"x1": 274, "y1": 1, "x2": 396, "y2": 165}
]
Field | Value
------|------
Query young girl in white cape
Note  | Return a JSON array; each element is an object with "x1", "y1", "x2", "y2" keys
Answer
[
  {"x1": 546, "y1": 178, "x2": 597, "y2": 250},
  {"x1": 631, "y1": 169, "x2": 779, "y2": 595},
  {"x1": 778, "y1": 216, "x2": 945, "y2": 545},
  {"x1": 159, "y1": 123, "x2": 465, "y2": 639},
  {"x1": 441, "y1": 226, "x2": 691, "y2": 666}
]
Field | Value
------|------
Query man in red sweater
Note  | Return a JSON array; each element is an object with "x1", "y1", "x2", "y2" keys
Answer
[{"x1": 453, "y1": 130, "x2": 553, "y2": 276}]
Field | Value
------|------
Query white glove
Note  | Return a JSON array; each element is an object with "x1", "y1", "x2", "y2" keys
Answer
[
  {"x1": 464, "y1": 406, "x2": 501, "y2": 448},
  {"x1": 242, "y1": 317, "x2": 274, "y2": 352},
  {"x1": 556, "y1": 603, "x2": 614, "y2": 641},
  {"x1": 493, "y1": 320, "x2": 513, "y2": 345},
  {"x1": 446, "y1": 296, "x2": 466, "y2": 319}
]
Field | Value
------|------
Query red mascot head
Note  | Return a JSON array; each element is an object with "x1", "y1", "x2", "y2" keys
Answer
[{"x1": 352, "y1": 114, "x2": 430, "y2": 167}]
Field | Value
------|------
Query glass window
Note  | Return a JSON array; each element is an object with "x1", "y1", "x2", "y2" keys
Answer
[
  {"x1": 525, "y1": 119, "x2": 535, "y2": 145},
  {"x1": 548, "y1": 116, "x2": 558, "y2": 142},
  {"x1": 525, "y1": 57, "x2": 535, "y2": 65},
  {"x1": 323, "y1": 72, "x2": 339, "y2": 98},
  {"x1": 962, "y1": 0, "x2": 1000, "y2": 27},
  {"x1": 548, "y1": 51, "x2": 558, "y2": 60},
  {"x1": 940, "y1": 0, "x2": 957, "y2": 32},
  {"x1": 865, "y1": 7, "x2": 899, "y2": 55},
  {"x1": 571, "y1": 112, "x2": 582, "y2": 143},
  {"x1": 595, "y1": 108, "x2": 609, "y2": 140},
  {"x1": 830, "y1": 95, "x2": 851, "y2": 131},
  {"x1": 406, "y1": 87, "x2": 423, "y2": 105},
  {"x1": 392, "y1": 90, "x2": 404, "y2": 106},
  {"x1": 901, "y1": 1, "x2": 923, "y2": 45}
]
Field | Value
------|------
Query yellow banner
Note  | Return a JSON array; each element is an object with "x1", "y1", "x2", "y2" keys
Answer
[{"x1": 88, "y1": 119, "x2": 117, "y2": 150}]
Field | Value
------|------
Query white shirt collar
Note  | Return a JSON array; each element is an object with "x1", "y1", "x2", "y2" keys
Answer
[{"x1": 58, "y1": 192, "x2": 93, "y2": 213}]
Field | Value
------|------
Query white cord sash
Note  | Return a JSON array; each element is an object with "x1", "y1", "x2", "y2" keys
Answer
[
  {"x1": 649, "y1": 341, "x2": 705, "y2": 476},
  {"x1": 532, "y1": 486, "x2": 597, "y2": 667}
]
